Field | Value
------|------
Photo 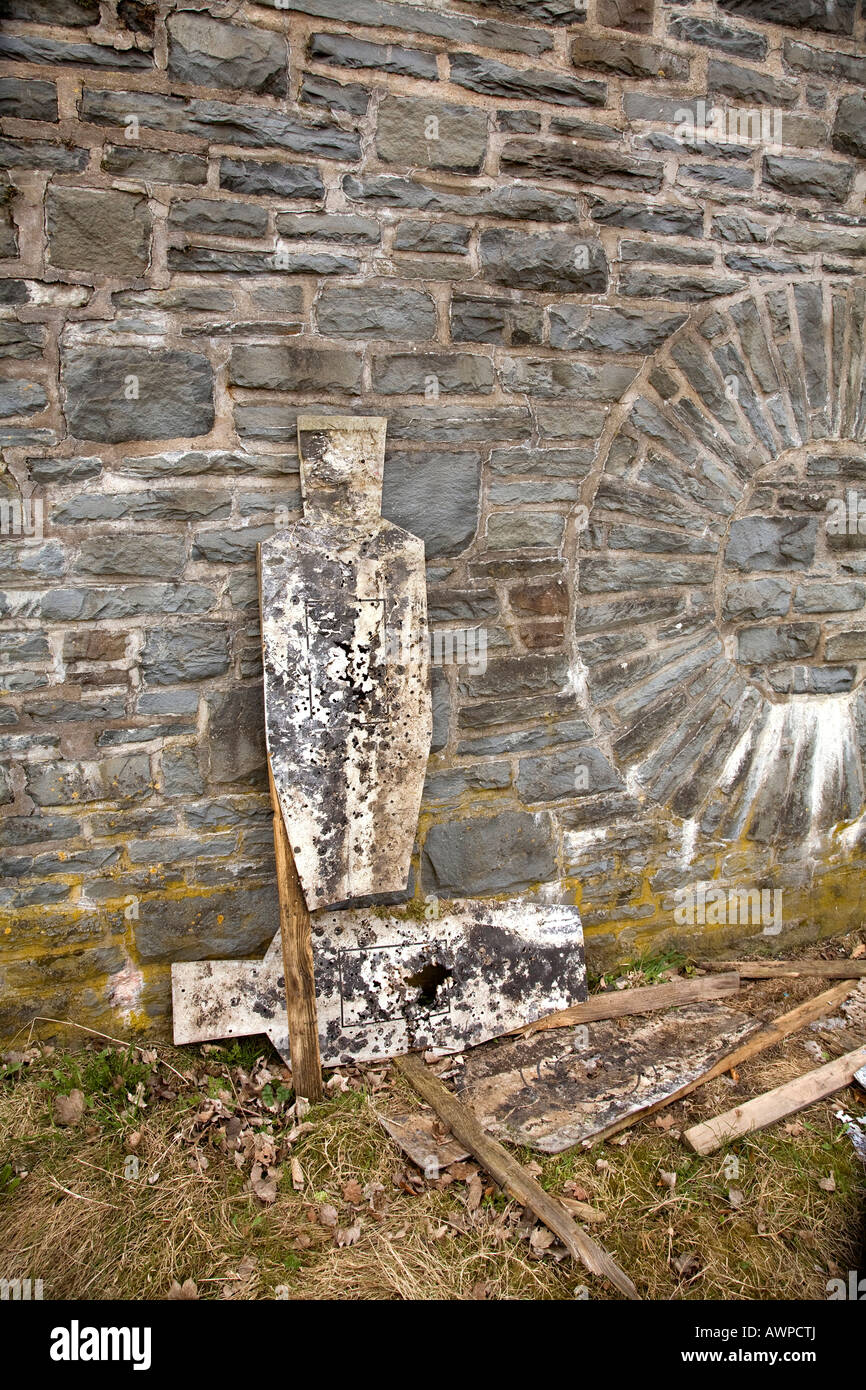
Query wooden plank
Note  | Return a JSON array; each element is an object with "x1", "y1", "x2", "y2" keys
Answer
[
  {"x1": 512, "y1": 972, "x2": 740, "y2": 1036},
  {"x1": 694, "y1": 959, "x2": 866, "y2": 979},
  {"x1": 268, "y1": 760, "x2": 323, "y2": 1103},
  {"x1": 684, "y1": 1043, "x2": 866, "y2": 1155},
  {"x1": 586, "y1": 980, "x2": 857, "y2": 1146},
  {"x1": 396, "y1": 1052, "x2": 640, "y2": 1301}
]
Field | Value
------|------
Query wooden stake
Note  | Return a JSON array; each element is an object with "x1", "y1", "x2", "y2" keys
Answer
[
  {"x1": 512, "y1": 972, "x2": 740, "y2": 1037},
  {"x1": 268, "y1": 760, "x2": 323, "y2": 1103},
  {"x1": 684, "y1": 1043, "x2": 866, "y2": 1155},
  {"x1": 587, "y1": 979, "x2": 858, "y2": 1145},
  {"x1": 396, "y1": 1052, "x2": 640, "y2": 1301},
  {"x1": 693, "y1": 959, "x2": 866, "y2": 980}
]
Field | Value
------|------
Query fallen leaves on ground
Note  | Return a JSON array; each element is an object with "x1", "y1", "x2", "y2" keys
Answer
[{"x1": 53, "y1": 1090, "x2": 85, "y2": 1127}]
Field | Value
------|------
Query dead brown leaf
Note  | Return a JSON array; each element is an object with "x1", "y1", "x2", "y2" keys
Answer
[
  {"x1": 53, "y1": 1089, "x2": 85, "y2": 1127},
  {"x1": 250, "y1": 1162, "x2": 280, "y2": 1205},
  {"x1": 166, "y1": 1279, "x2": 198, "y2": 1300}
]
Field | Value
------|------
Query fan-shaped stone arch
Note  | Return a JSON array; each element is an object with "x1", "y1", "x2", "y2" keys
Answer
[{"x1": 575, "y1": 276, "x2": 866, "y2": 850}]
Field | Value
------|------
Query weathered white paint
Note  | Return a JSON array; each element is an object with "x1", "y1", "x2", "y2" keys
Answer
[
  {"x1": 260, "y1": 415, "x2": 432, "y2": 909},
  {"x1": 172, "y1": 901, "x2": 586, "y2": 1066}
]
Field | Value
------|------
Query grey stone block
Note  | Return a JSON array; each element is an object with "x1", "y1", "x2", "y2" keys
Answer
[
  {"x1": 667, "y1": 15, "x2": 767, "y2": 59},
  {"x1": 61, "y1": 348, "x2": 213, "y2": 443},
  {"x1": 393, "y1": 221, "x2": 470, "y2": 253},
  {"x1": 0, "y1": 137, "x2": 87, "y2": 172},
  {"x1": 451, "y1": 294, "x2": 543, "y2": 346},
  {"x1": 501, "y1": 139, "x2": 664, "y2": 192},
  {"x1": 192, "y1": 524, "x2": 275, "y2": 564},
  {"x1": 549, "y1": 305, "x2": 686, "y2": 353},
  {"x1": 783, "y1": 38, "x2": 866, "y2": 85},
  {"x1": 0, "y1": 77, "x2": 57, "y2": 121},
  {"x1": 726, "y1": 516, "x2": 818, "y2": 572},
  {"x1": 382, "y1": 450, "x2": 480, "y2": 557},
  {"x1": 2, "y1": 0, "x2": 98, "y2": 21},
  {"x1": 167, "y1": 14, "x2": 287, "y2": 95},
  {"x1": 102, "y1": 146, "x2": 208, "y2": 184},
  {"x1": 0, "y1": 380, "x2": 46, "y2": 418},
  {"x1": 207, "y1": 685, "x2": 266, "y2": 785},
  {"x1": 763, "y1": 154, "x2": 853, "y2": 203},
  {"x1": 316, "y1": 285, "x2": 436, "y2": 340},
  {"x1": 451, "y1": 51, "x2": 605, "y2": 106},
  {"x1": 487, "y1": 513, "x2": 565, "y2": 550},
  {"x1": 590, "y1": 200, "x2": 703, "y2": 236},
  {"x1": 308, "y1": 31, "x2": 438, "y2": 80},
  {"x1": 794, "y1": 582, "x2": 866, "y2": 613},
  {"x1": 283, "y1": 0, "x2": 554, "y2": 56},
  {"x1": 737, "y1": 623, "x2": 820, "y2": 663},
  {"x1": 619, "y1": 269, "x2": 746, "y2": 302},
  {"x1": 134, "y1": 884, "x2": 278, "y2": 963},
  {"x1": 53, "y1": 489, "x2": 227, "y2": 524},
  {"x1": 229, "y1": 344, "x2": 363, "y2": 394},
  {"x1": 299, "y1": 72, "x2": 370, "y2": 115},
  {"x1": 723, "y1": 578, "x2": 792, "y2": 620},
  {"x1": 27, "y1": 755, "x2": 152, "y2": 806},
  {"x1": 275, "y1": 213, "x2": 379, "y2": 244},
  {"x1": 825, "y1": 630, "x2": 866, "y2": 660},
  {"x1": 343, "y1": 173, "x2": 583, "y2": 223},
  {"x1": 431, "y1": 667, "x2": 450, "y2": 753},
  {"x1": 372, "y1": 352, "x2": 494, "y2": 395},
  {"x1": 499, "y1": 357, "x2": 635, "y2": 401},
  {"x1": 80, "y1": 88, "x2": 361, "y2": 161},
  {"x1": 479, "y1": 227, "x2": 607, "y2": 293},
  {"x1": 833, "y1": 93, "x2": 866, "y2": 160},
  {"x1": 219, "y1": 157, "x2": 324, "y2": 200},
  {"x1": 141, "y1": 626, "x2": 230, "y2": 685},
  {"x1": 518, "y1": 747, "x2": 622, "y2": 802},
  {"x1": 0, "y1": 33, "x2": 152, "y2": 69},
  {"x1": 38, "y1": 583, "x2": 214, "y2": 622},
  {"x1": 716, "y1": 0, "x2": 855, "y2": 37},
  {"x1": 376, "y1": 95, "x2": 488, "y2": 172},
  {"x1": 571, "y1": 36, "x2": 689, "y2": 80},
  {"x1": 707, "y1": 58, "x2": 797, "y2": 105},
  {"x1": 75, "y1": 536, "x2": 187, "y2": 579},
  {"x1": 169, "y1": 199, "x2": 268, "y2": 238},
  {"x1": 422, "y1": 809, "x2": 556, "y2": 895}
]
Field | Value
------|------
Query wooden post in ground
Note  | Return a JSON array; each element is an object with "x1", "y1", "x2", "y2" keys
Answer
[{"x1": 268, "y1": 760, "x2": 323, "y2": 1103}]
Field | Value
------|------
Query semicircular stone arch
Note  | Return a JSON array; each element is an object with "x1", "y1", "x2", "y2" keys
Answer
[{"x1": 575, "y1": 275, "x2": 866, "y2": 851}]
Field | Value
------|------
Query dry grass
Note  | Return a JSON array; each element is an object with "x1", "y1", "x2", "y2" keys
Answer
[{"x1": 1, "y1": 947, "x2": 864, "y2": 1301}]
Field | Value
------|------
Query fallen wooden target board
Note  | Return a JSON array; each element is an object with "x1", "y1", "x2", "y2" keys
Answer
[{"x1": 458, "y1": 1000, "x2": 760, "y2": 1152}]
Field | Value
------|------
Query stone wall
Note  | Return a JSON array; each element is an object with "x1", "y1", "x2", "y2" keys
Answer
[{"x1": 1, "y1": 0, "x2": 865, "y2": 1046}]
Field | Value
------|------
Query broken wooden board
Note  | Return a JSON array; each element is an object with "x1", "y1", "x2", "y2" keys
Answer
[
  {"x1": 587, "y1": 979, "x2": 859, "y2": 1145},
  {"x1": 260, "y1": 415, "x2": 432, "y2": 910},
  {"x1": 511, "y1": 972, "x2": 740, "y2": 1036},
  {"x1": 172, "y1": 899, "x2": 586, "y2": 1068},
  {"x1": 457, "y1": 1001, "x2": 760, "y2": 1153},
  {"x1": 375, "y1": 1109, "x2": 470, "y2": 1172},
  {"x1": 684, "y1": 1042, "x2": 866, "y2": 1155},
  {"x1": 694, "y1": 959, "x2": 866, "y2": 980}
]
